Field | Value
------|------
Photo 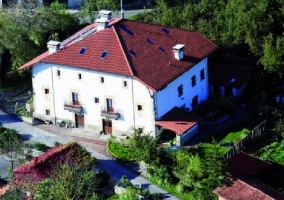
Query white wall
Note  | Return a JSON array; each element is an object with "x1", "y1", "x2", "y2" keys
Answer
[
  {"x1": 179, "y1": 124, "x2": 198, "y2": 146},
  {"x1": 155, "y1": 58, "x2": 208, "y2": 119},
  {"x1": 32, "y1": 63, "x2": 155, "y2": 135},
  {"x1": 32, "y1": 63, "x2": 55, "y2": 121}
]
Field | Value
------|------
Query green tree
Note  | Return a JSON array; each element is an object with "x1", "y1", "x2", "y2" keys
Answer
[
  {"x1": 36, "y1": 164, "x2": 104, "y2": 200},
  {"x1": 0, "y1": 128, "x2": 27, "y2": 170},
  {"x1": 0, "y1": 1, "x2": 80, "y2": 70}
]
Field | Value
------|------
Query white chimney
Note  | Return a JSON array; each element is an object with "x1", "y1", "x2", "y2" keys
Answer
[
  {"x1": 95, "y1": 18, "x2": 109, "y2": 31},
  {"x1": 173, "y1": 44, "x2": 185, "y2": 60},
  {"x1": 99, "y1": 10, "x2": 112, "y2": 20},
  {"x1": 47, "y1": 41, "x2": 60, "y2": 54}
]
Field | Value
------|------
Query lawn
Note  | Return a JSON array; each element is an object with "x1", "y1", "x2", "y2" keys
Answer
[{"x1": 221, "y1": 128, "x2": 250, "y2": 144}]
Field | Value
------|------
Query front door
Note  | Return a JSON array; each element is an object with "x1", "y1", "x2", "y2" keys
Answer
[
  {"x1": 102, "y1": 119, "x2": 112, "y2": 134},
  {"x1": 75, "y1": 114, "x2": 84, "y2": 128}
]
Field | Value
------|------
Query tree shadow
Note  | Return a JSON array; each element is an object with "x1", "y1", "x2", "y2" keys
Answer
[
  {"x1": 98, "y1": 159, "x2": 139, "y2": 181},
  {"x1": 0, "y1": 114, "x2": 21, "y2": 125}
]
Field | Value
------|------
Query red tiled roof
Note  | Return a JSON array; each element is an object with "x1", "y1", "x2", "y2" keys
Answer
[
  {"x1": 115, "y1": 20, "x2": 217, "y2": 90},
  {"x1": 213, "y1": 178, "x2": 284, "y2": 200},
  {"x1": 155, "y1": 106, "x2": 202, "y2": 134},
  {"x1": 20, "y1": 19, "x2": 217, "y2": 91},
  {"x1": 42, "y1": 27, "x2": 133, "y2": 76},
  {"x1": 13, "y1": 142, "x2": 94, "y2": 182},
  {"x1": 228, "y1": 152, "x2": 271, "y2": 177}
]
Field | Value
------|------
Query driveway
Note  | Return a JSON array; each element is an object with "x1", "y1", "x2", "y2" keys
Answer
[{"x1": 0, "y1": 109, "x2": 180, "y2": 200}]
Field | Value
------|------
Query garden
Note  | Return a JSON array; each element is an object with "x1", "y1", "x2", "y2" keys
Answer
[{"x1": 107, "y1": 130, "x2": 228, "y2": 200}]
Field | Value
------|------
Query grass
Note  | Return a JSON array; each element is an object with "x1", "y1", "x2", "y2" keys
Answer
[{"x1": 221, "y1": 128, "x2": 250, "y2": 144}]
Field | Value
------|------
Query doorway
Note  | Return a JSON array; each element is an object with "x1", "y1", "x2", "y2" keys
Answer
[
  {"x1": 102, "y1": 119, "x2": 112, "y2": 134},
  {"x1": 75, "y1": 114, "x2": 84, "y2": 128}
]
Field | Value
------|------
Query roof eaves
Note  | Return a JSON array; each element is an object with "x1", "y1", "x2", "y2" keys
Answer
[
  {"x1": 133, "y1": 76, "x2": 156, "y2": 92},
  {"x1": 113, "y1": 25, "x2": 134, "y2": 76}
]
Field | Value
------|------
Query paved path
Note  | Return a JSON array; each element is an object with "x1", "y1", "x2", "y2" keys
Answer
[{"x1": 0, "y1": 109, "x2": 179, "y2": 200}]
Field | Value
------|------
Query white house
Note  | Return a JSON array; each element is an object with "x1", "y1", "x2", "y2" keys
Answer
[{"x1": 20, "y1": 12, "x2": 217, "y2": 146}]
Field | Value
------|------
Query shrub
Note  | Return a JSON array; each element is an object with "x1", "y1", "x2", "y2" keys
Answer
[
  {"x1": 27, "y1": 96, "x2": 33, "y2": 104},
  {"x1": 34, "y1": 142, "x2": 50, "y2": 152},
  {"x1": 54, "y1": 141, "x2": 61, "y2": 147}
]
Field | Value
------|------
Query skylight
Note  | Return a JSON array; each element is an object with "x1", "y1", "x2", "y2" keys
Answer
[
  {"x1": 146, "y1": 38, "x2": 154, "y2": 44},
  {"x1": 158, "y1": 47, "x2": 165, "y2": 52},
  {"x1": 161, "y1": 27, "x2": 170, "y2": 34},
  {"x1": 129, "y1": 49, "x2": 137, "y2": 56},
  {"x1": 100, "y1": 50, "x2": 108, "y2": 59},
  {"x1": 120, "y1": 25, "x2": 134, "y2": 36},
  {"x1": 78, "y1": 47, "x2": 87, "y2": 55}
]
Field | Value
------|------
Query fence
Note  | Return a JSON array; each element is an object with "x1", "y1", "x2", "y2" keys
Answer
[{"x1": 223, "y1": 120, "x2": 267, "y2": 159}]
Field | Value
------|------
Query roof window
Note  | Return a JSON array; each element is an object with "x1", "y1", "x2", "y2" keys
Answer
[
  {"x1": 129, "y1": 49, "x2": 137, "y2": 56},
  {"x1": 120, "y1": 25, "x2": 134, "y2": 36},
  {"x1": 161, "y1": 27, "x2": 170, "y2": 34},
  {"x1": 79, "y1": 47, "x2": 87, "y2": 55},
  {"x1": 100, "y1": 50, "x2": 108, "y2": 59}
]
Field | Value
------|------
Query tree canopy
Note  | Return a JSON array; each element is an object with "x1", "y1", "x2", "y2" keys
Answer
[{"x1": 0, "y1": 0, "x2": 81, "y2": 71}]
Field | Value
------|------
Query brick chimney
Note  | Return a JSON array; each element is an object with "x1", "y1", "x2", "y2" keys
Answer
[
  {"x1": 47, "y1": 41, "x2": 60, "y2": 54},
  {"x1": 173, "y1": 44, "x2": 185, "y2": 60}
]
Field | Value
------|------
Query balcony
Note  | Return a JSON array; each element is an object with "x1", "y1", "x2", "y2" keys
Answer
[
  {"x1": 101, "y1": 107, "x2": 121, "y2": 119},
  {"x1": 64, "y1": 101, "x2": 83, "y2": 113}
]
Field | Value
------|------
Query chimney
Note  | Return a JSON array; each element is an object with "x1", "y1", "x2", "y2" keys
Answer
[
  {"x1": 47, "y1": 40, "x2": 60, "y2": 54},
  {"x1": 95, "y1": 18, "x2": 109, "y2": 31},
  {"x1": 173, "y1": 44, "x2": 185, "y2": 60},
  {"x1": 98, "y1": 10, "x2": 112, "y2": 20}
]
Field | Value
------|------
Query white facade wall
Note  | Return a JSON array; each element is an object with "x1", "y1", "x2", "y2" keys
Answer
[
  {"x1": 32, "y1": 63, "x2": 155, "y2": 135},
  {"x1": 155, "y1": 58, "x2": 209, "y2": 119}
]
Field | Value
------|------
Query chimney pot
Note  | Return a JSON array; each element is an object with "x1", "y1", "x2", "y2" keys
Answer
[{"x1": 173, "y1": 44, "x2": 185, "y2": 60}]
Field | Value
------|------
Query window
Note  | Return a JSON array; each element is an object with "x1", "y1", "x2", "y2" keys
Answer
[
  {"x1": 44, "y1": 88, "x2": 49, "y2": 94},
  {"x1": 45, "y1": 109, "x2": 50, "y2": 115},
  {"x1": 191, "y1": 75, "x2": 196, "y2": 87},
  {"x1": 72, "y1": 92, "x2": 79, "y2": 105},
  {"x1": 94, "y1": 97, "x2": 99, "y2": 103},
  {"x1": 100, "y1": 77, "x2": 104, "y2": 83},
  {"x1": 57, "y1": 70, "x2": 61, "y2": 77},
  {"x1": 192, "y1": 95, "x2": 198, "y2": 108},
  {"x1": 200, "y1": 69, "x2": 205, "y2": 81},
  {"x1": 137, "y1": 104, "x2": 143, "y2": 111},
  {"x1": 178, "y1": 84, "x2": 183, "y2": 97},
  {"x1": 123, "y1": 80, "x2": 128, "y2": 88},
  {"x1": 78, "y1": 73, "x2": 82, "y2": 80}
]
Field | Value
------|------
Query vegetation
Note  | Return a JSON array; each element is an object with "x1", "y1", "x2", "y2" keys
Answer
[
  {"x1": 36, "y1": 164, "x2": 107, "y2": 200},
  {"x1": 34, "y1": 142, "x2": 50, "y2": 152},
  {"x1": 0, "y1": 128, "x2": 29, "y2": 170},
  {"x1": 16, "y1": 106, "x2": 32, "y2": 118},
  {"x1": 116, "y1": 175, "x2": 162, "y2": 200},
  {"x1": 220, "y1": 128, "x2": 250, "y2": 144},
  {"x1": 108, "y1": 132, "x2": 228, "y2": 199}
]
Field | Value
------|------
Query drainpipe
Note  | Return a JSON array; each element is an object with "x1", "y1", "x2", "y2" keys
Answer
[
  {"x1": 131, "y1": 77, "x2": 136, "y2": 130},
  {"x1": 50, "y1": 65, "x2": 57, "y2": 124}
]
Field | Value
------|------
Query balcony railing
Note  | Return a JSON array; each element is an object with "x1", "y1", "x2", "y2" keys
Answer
[
  {"x1": 101, "y1": 107, "x2": 121, "y2": 119},
  {"x1": 64, "y1": 101, "x2": 83, "y2": 113}
]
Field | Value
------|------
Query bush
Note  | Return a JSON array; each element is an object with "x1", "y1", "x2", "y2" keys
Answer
[
  {"x1": 34, "y1": 142, "x2": 50, "y2": 152},
  {"x1": 27, "y1": 96, "x2": 33, "y2": 104},
  {"x1": 17, "y1": 106, "x2": 32, "y2": 118},
  {"x1": 54, "y1": 141, "x2": 61, "y2": 147}
]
